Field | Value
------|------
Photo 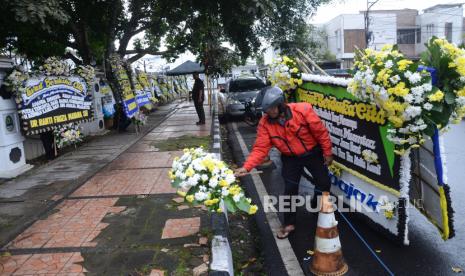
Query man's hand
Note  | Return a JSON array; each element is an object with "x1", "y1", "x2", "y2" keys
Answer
[
  {"x1": 234, "y1": 167, "x2": 248, "y2": 177},
  {"x1": 324, "y1": 155, "x2": 333, "y2": 166}
]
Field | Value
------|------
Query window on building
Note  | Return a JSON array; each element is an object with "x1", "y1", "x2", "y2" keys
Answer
[
  {"x1": 335, "y1": 29, "x2": 341, "y2": 52},
  {"x1": 416, "y1": 28, "x2": 421, "y2": 43},
  {"x1": 426, "y1": 24, "x2": 435, "y2": 39},
  {"x1": 445, "y1": 22, "x2": 453, "y2": 42},
  {"x1": 397, "y1": 29, "x2": 416, "y2": 44}
]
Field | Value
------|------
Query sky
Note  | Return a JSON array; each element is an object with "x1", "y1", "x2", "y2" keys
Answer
[{"x1": 137, "y1": 0, "x2": 465, "y2": 72}]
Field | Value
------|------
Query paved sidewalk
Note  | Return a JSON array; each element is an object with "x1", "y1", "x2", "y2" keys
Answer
[{"x1": 0, "y1": 102, "x2": 213, "y2": 275}]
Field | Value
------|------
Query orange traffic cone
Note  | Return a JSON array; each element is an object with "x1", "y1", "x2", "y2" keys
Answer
[{"x1": 310, "y1": 192, "x2": 348, "y2": 276}]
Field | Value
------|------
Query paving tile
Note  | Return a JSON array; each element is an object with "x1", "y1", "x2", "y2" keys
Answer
[
  {"x1": 161, "y1": 217, "x2": 201, "y2": 239},
  {"x1": 6, "y1": 199, "x2": 122, "y2": 249},
  {"x1": 72, "y1": 168, "x2": 176, "y2": 197},
  {"x1": 143, "y1": 131, "x2": 211, "y2": 141},
  {"x1": 105, "y1": 151, "x2": 182, "y2": 170},
  {"x1": 0, "y1": 254, "x2": 31, "y2": 275},
  {"x1": 150, "y1": 124, "x2": 210, "y2": 133},
  {"x1": 127, "y1": 141, "x2": 159, "y2": 152},
  {"x1": 0, "y1": 252, "x2": 86, "y2": 275},
  {"x1": 11, "y1": 253, "x2": 74, "y2": 275}
]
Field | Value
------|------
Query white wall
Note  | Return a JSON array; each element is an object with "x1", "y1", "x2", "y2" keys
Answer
[
  {"x1": 263, "y1": 47, "x2": 281, "y2": 65},
  {"x1": 325, "y1": 14, "x2": 364, "y2": 60},
  {"x1": 369, "y1": 13, "x2": 397, "y2": 51},
  {"x1": 416, "y1": 5, "x2": 463, "y2": 54}
]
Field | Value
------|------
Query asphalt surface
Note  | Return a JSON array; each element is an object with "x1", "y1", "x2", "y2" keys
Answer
[{"x1": 227, "y1": 119, "x2": 465, "y2": 276}]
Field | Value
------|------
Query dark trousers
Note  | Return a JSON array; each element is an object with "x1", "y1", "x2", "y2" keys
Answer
[
  {"x1": 40, "y1": 131, "x2": 55, "y2": 160},
  {"x1": 281, "y1": 146, "x2": 331, "y2": 226},
  {"x1": 194, "y1": 101, "x2": 205, "y2": 123}
]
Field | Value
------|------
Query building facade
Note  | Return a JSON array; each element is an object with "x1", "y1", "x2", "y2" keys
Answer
[{"x1": 322, "y1": 4, "x2": 464, "y2": 68}]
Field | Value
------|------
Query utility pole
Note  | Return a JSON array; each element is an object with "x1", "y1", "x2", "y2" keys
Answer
[{"x1": 364, "y1": 0, "x2": 380, "y2": 48}]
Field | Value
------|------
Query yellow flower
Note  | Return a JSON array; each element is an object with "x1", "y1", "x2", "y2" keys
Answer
[
  {"x1": 217, "y1": 208, "x2": 223, "y2": 213},
  {"x1": 391, "y1": 50, "x2": 401, "y2": 57},
  {"x1": 388, "y1": 115, "x2": 404, "y2": 128},
  {"x1": 217, "y1": 161, "x2": 225, "y2": 169},
  {"x1": 177, "y1": 191, "x2": 186, "y2": 197},
  {"x1": 384, "y1": 210, "x2": 394, "y2": 219},
  {"x1": 428, "y1": 90, "x2": 444, "y2": 102},
  {"x1": 376, "y1": 69, "x2": 391, "y2": 87},
  {"x1": 185, "y1": 167, "x2": 195, "y2": 177},
  {"x1": 228, "y1": 185, "x2": 241, "y2": 195},
  {"x1": 248, "y1": 205, "x2": 258, "y2": 215},
  {"x1": 168, "y1": 170, "x2": 176, "y2": 180},
  {"x1": 397, "y1": 59, "x2": 413, "y2": 71},
  {"x1": 186, "y1": 195, "x2": 194, "y2": 202},
  {"x1": 292, "y1": 67, "x2": 299, "y2": 73},
  {"x1": 204, "y1": 198, "x2": 220, "y2": 206},
  {"x1": 434, "y1": 38, "x2": 446, "y2": 46},
  {"x1": 297, "y1": 79, "x2": 303, "y2": 85},
  {"x1": 387, "y1": 82, "x2": 409, "y2": 97},
  {"x1": 381, "y1": 44, "x2": 393, "y2": 51},
  {"x1": 201, "y1": 158, "x2": 216, "y2": 172},
  {"x1": 219, "y1": 179, "x2": 229, "y2": 187}
]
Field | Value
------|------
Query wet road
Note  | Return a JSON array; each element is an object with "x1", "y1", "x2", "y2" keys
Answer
[{"x1": 227, "y1": 120, "x2": 465, "y2": 275}]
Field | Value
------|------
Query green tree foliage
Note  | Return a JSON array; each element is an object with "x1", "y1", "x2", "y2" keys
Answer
[{"x1": 0, "y1": 0, "x2": 329, "y2": 70}]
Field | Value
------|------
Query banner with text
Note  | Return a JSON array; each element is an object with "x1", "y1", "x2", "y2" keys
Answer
[
  {"x1": 298, "y1": 82, "x2": 400, "y2": 191},
  {"x1": 17, "y1": 76, "x2": 93, "y2": 135}
]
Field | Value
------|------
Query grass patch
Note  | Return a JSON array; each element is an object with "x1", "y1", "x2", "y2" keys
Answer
[{"x1": 151, "y1": 135, "x2": 211, "y2": 151}]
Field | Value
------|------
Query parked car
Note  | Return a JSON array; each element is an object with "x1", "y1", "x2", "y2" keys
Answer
[{"x1": 218, "y1": 76, "x2": 266, "y2": 122}]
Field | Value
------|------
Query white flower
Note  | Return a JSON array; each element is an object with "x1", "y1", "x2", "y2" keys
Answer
[
  {"x1": 389, "y1": 75, "x2": 400, "y2": 85},
  {"x1": 403, "y1": 106, "x2": 422, "y2": 120},
  {"x1": 225, "y1": 174, "x2": 235, "y2": 184},
  {"x1": 201, "y1": 174, "x2": 209, "y2": 182},
  {"x1": 404, "y1": 94, "x2": 414, "y2": 103},
  {"x1": 385, "y1": 60, "x2": 393, "y2": 69},
  {"x1": 456, "y1": 96, "x2": 465, "y2": 106},
  {"x1": 221, "y1": 187, "x2": 229, "y2": 196},
  {"x1": 233, "y1": 193, "x2": 243, "y2": 202},
  {"x1": 423, "y1": 103, "x2": 433, "y2": 110},
  {"x1": 195, "y1": 191, "x2": 208, "y2": 201},
  {"x1": 407, "y1": 136, "x2": 418, "y2": 144},
  {"x1": 192, "y1": 159, "x2": 206, "y2": 171},
  {"x1": 187, "y1": 176, "x2": 199, "y2": 187},
  {"x1": 378, "y1": 88, "x2": 389, "y2": 101},
  {"x1": 407, "y1": 72, "x2": 422, "y2": 84},
  {"x1": 209, "y1": 177, "x2": 218, "y2": 188},
  {"x1": 422, "y1": 83, "x2": 432, "y2": 92}
]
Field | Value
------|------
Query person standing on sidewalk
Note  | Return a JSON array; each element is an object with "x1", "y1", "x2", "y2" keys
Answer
[
  {"x1": 192, "y1": 73, "x2": 205, "y2": 125},
  {"x1": 235, "y1": 87, "x2": 333, "y2": 239}
]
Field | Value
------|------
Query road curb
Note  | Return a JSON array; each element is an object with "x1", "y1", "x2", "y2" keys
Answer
[{"x1": 209, "y1": 91, "x2": 234, "y2": 275}]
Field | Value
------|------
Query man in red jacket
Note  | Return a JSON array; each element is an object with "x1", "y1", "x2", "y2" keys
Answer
[{"x1": 235, "y1": 87, "x2": 333, "y2": 239}]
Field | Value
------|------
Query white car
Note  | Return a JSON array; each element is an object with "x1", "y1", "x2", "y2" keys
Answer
[{"x1": 218, "y1": 76, "x2": 266, "y2": 121}]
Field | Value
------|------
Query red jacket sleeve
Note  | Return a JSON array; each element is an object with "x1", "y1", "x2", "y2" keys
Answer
[
  {"x1": 301, "y1": 103, "x2": 333, "y2": 157},
  {"x1": 243, "y1": 119, "x2": 272, "y2": 171}
]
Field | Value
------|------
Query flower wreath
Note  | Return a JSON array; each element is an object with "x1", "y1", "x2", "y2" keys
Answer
[
  {"x1": 348, "y1": 41, "x2": 465, "y2": 155},
  {"x1": 269, "y1": 55, "x2": 303, "y2": 92},
  {"x1": 6, "y1": 56, "x2": 95, "y2": 103}
]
